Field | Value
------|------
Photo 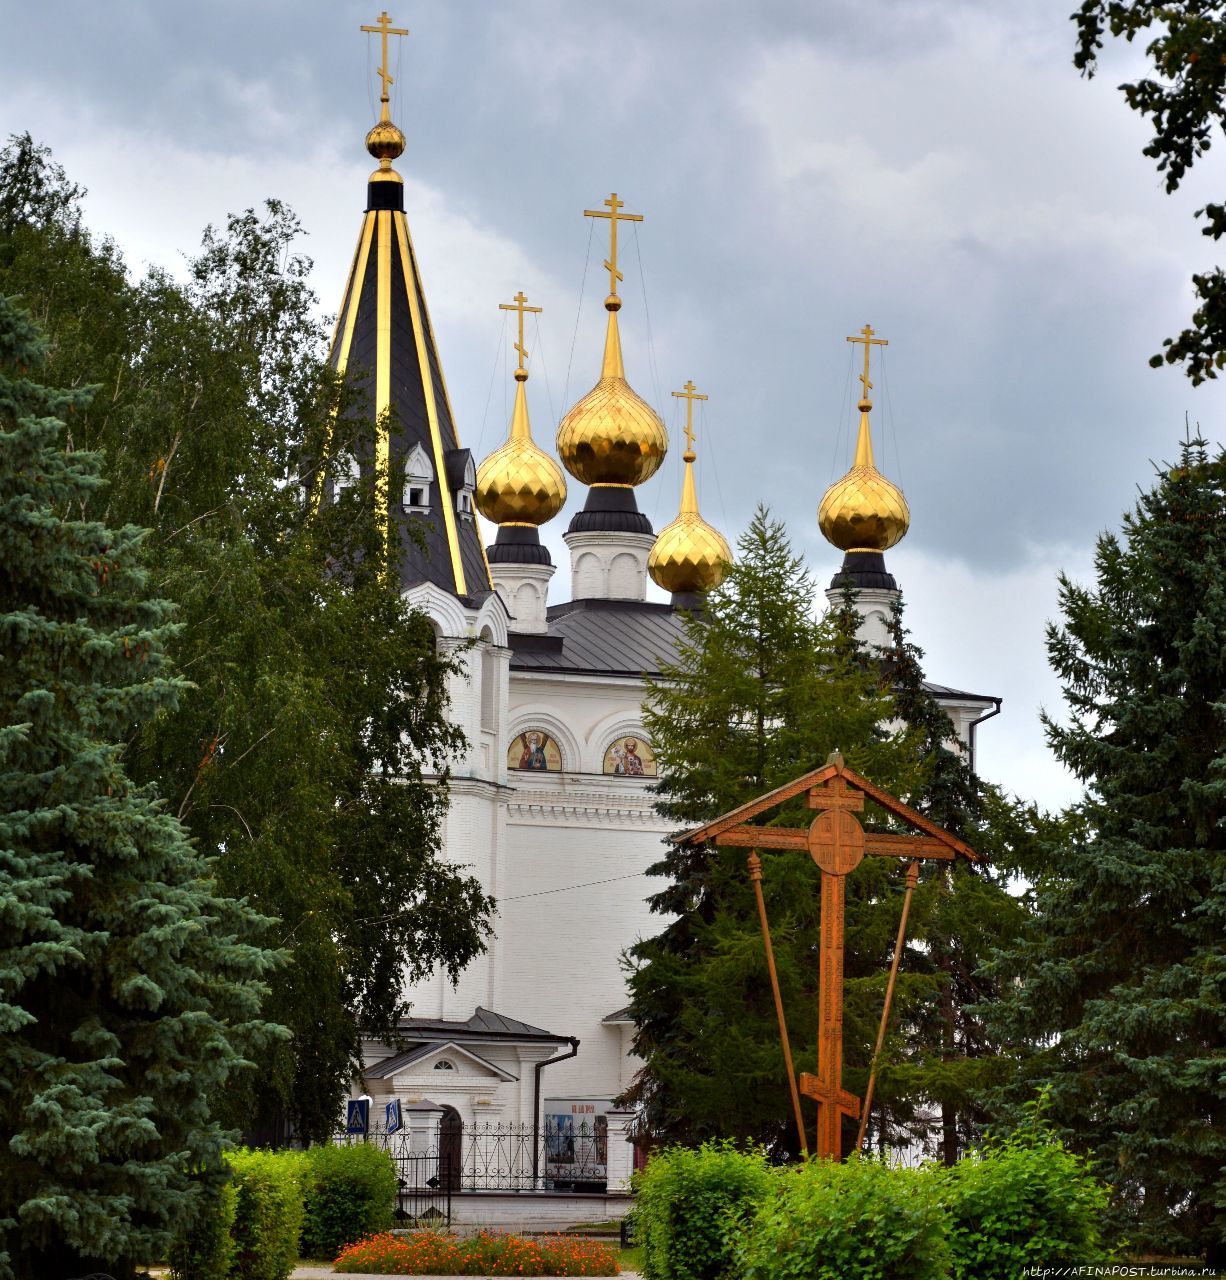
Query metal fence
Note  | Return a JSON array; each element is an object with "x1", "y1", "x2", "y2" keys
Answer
[{"x1": 335, "y1": 1118, "x2": 610, "y2": 1211}]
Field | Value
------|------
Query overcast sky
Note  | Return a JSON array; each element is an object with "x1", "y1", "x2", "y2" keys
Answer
[{"x1": 5, "y1": 0, "x2": 1222, "y2": 811}]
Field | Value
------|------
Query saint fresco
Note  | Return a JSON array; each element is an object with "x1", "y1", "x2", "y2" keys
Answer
[
  {"x1": 602, "y1": 735, "x2": 655, "y2": 777},
  {"x1": 508, "y1": 729, "x2": 562, "y2": 772}
]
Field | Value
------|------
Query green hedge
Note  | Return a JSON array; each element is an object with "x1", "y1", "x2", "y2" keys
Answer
[
  {"x1": 632, "y1": 1141, "x2": 772, "y2": 1280},
  {"x1": 168, "y1": 1179, "x2": 237, "y2": 1280},
  {"x1": 736, "y1": 1158, "x2": 949, "y2": 1280},
  {"x1": 228, "y1": 1148, "x2": 306, "y2": 1280},
  {"x1": 300, "y1": 1142, "x2": 398, "y2": 1259},
  {"x1": 940, "y1": 1127, "x2": 1110, "y2": 1278}
]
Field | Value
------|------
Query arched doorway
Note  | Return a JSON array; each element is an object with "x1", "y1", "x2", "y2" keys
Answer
[{"x1": 438, "y1": 1105, "x2": 463, "y2": 1191}]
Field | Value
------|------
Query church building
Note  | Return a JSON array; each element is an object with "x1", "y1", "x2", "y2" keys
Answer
[{"x1": 328, "y1": 17, "x2": 1000, "y2": 1193}]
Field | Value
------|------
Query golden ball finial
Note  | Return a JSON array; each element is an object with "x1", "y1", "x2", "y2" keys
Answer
[{"x1": 366, "y1": 119, "x2": 406, "y2": 161}]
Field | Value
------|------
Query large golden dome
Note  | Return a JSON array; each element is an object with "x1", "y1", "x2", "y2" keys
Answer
[
  {"x1": 556, "y1": 302, "x2": 667, "y2": 487},
  {"x1": 818, "y1": 404, "x2": 910, "y2": 553}
]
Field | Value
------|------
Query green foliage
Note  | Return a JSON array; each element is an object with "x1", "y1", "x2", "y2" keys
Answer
[
  {"x1": 300, "y1": 1141, "x2": 398, "y2": 1260},
  {"x1": 986, "y1": 433, "x2": 1226, "y2": 1263},
  {"x1": 228, "y1": 1148, "x2": 306, "y2": 1280},
  {"x1": 734, "y1": 1158, "x2": 949, "y2": 1280},
  {"x1": 631, "y1": 1142, "x2": 772, "y2": 1280},
  {"x1": 940, "y1": 1099, "x2": 1110, "y2": 1280},
  {"x1": 0, "y1": 133, "x2": 495, "y2": 1141},
  {"x1": 168, "y1": 1180, "x2": 238, "y2": 1280},
  {"x1": 0, "y1": 289, "x2": 284, "y2": 1280},
  {"x1": 1073, "y1": 1, "x2": 1226, "y2": 382},
  {"x1": 627, "y1": 507, "x2": 1028, "y2": 1158}
]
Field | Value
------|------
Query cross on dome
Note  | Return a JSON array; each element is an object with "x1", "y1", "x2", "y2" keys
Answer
[
  {"x1": 499, "y1": 290, "x2": 543, "y2": 377},
  {"x1": 360, "y1": 10, "x2": 409, "y2": 118},
  {"x1": 846, "y1": 323, "x2": 888, "y2": 409},
  {"x1": 583, "y1": 192, "x2": 644, "y2": 306},
  {"x1": 671, "y1": 379, "x2": 708, "y2": 457}
]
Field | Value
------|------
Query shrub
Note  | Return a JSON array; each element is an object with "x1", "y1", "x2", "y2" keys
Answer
[
  {"x1": 735, "y1": 1158, "x2": 949, "y2": 1280},
  {"x1": 228, "y1": 1148, "x2": 306, "y2": 1280},
  {"x1": 940, "y1": 1121, "x2": 1110, "y2": 1278},
  {"x1": 300, "y1": 1141, "x2": 398, "y2": 1259},
  {"x1": 334, "y1": 1229, "x2": 620, "y2": 1275},
  {"x1": 631, "y1": 1141, "x2": 772, "y2": 1280},
  {"x1": 167, "y1": 1179, "x2": 237, "y2": 1280}
]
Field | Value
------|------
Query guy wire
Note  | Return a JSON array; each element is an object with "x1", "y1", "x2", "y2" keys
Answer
[
  {"x1": 631, "y1": 220, "x2": 666, "y2": 420},
  {"x1": 532, "y1": 312, "x2": 557, "y2": 429},
  {"x1": 563, "y1": 218, "x2": 597, "y2": 412},
  {"x1": 474, "y1": 312, "x2": 507, "y2": 460},
  {"x1": 879, "y1": 346, "x2": 905, "y2": 487},
  {"x1": 700, "y1": 398, "x2": 731, "y2": 533},
  {"x1": 832, "y1": 342, "x2": 855, "y2": 481}
]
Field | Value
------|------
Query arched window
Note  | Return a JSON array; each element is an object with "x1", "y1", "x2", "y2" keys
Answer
[
  {"x1": 404, "y1": 443, "x2": 433, "y2": 513},
  {"x1": 333, "y1": 452, "x2": 359, "y2": 502},
  {"x1": 479, "y1": 630, "x2": 498, "y2": 733},
  {"x1": 433, "y1": 1059, "x2": 456, "y2": 1071}
]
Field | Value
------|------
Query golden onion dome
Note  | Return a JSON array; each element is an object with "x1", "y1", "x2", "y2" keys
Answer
[
  {"x1": 556, "y1": 298, "x2": 668, "y2": 487},
  {"x1": 476, "y1": 368, "x2": 567, "y2": 526},
  {"x1": 648, "y1": 443, "x2": 732, "y2": 595},
  {"x1": 818, "y1": 400, "x2": 910, "y2": 552}
]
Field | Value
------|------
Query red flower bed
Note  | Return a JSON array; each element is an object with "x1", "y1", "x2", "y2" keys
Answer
[{"x1": 334, "y1": 1228, "x2": 621, "y2": 1276}]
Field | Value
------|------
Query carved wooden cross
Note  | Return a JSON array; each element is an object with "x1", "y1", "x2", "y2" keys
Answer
[{"x1": 674, "y1": 752, "x2": 980, "y2": 1160}]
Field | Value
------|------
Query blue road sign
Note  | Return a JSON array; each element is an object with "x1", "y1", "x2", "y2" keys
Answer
[
  {"x1": 385, "y1": 1098, "x2": 403, "y2": 1134},
  {"x1": 346, "y1": 1098, "x2": 370, "y2": 1136}
]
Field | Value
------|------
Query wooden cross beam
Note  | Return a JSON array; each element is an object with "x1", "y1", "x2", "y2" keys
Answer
[{"x1": 674, "y1": 754, "x2": 981, "y2": 1160}]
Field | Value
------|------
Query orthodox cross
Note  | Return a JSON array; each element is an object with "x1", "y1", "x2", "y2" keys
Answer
[
  {"x1": 499, "y1": 290, "x2": 543, "y2": 374},
  {"x1": 846, "y1": 323, "x2": 888, "y2": 406},
  {"x1": 674, "y1": 752, "x2": 980, "y2": 1160},
  {"x1": 361, "y1": 11, "x2": 409, "y2": 116},
  {"x1": 584, "y1": 192, "x2": 644, "y2": 301},
  {"x1": 671, "y1": 379, "x2": 707, "y2": 453}
]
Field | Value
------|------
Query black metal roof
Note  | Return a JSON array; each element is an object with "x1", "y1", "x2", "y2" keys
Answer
[
  {"x1": 509, "y1": 598, "x2": 998, "y2": 707},
  {"x1": 510, "y1": 598, "x2": 685, "y2": 678},
  {"x1": 394, "y1": 1005, "x2": 568, "y2": 1043}
]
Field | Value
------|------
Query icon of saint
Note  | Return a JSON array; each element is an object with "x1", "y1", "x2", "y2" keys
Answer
[
  {"x1": 622, "y1": 738, "x2": 645, "y2": 775},
  {"x1": 518, "y1": 731, "x2": 549, "y2": 770}
]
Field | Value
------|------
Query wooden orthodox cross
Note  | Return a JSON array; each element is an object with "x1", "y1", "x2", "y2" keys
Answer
[{"x1": 674, "y1": 752, "x2": 981, "y2": 1160}]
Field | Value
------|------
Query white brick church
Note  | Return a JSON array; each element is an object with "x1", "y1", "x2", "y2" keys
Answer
[{"x1": 327, "y1": 36, "x2": 999, "y2": 1195}]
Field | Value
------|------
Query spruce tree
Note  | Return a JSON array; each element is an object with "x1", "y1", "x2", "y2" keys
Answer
[
  {"x1": 0, "y1": 293, "x2": 283, "y2": 1280},
  {"x1": 987, "y1": 433, "x2": 1226, "y2": 1263},
  {"x1": 0, "y1": 135, "x2": 494, "y2": 1140},
  {"x1": 625, "y1": 507, "x2": 933, "y2": 1148}
]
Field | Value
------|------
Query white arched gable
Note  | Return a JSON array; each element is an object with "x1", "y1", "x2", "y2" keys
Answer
[
  {"x1": 506, "y1": 709, "x2": 581, "y2": 775},
  {"x1": 582, "y1": 708, "x2": 654, "y2": 775},
  {"x1": 403, "y1": 581, "x2": 471, "y2": 641},
  {"x1": 473, "y1": 590, "x2": 510, "y2": 648}
]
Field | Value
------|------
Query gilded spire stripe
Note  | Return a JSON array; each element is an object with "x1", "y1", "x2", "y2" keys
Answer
[
  {"x1": 403, "y1": 219, "x2": 495, "y2": 592},
  {"x1": 376, "y1": 210, "x2": 394, "y2": 567},
  {"x1": 310, "y1": 211, "x2": 376, "y2": 514},
  {"x1": 394, "y1": 211, "x2": 468, "y2": 597}
]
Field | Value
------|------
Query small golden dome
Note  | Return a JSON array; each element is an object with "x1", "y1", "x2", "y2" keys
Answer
[
  {"x1": 556, "y1": 304, "x2": 667, "y2": 487},
  {"x1": 476, "y1": 372, "x2": 567, "y2": 527},
  {"x1": 649, "y1": 445, "x2": 731, "y2": 595},
  {"x1": 818, "y1": 410, "x2": 910, "y2": 552}
]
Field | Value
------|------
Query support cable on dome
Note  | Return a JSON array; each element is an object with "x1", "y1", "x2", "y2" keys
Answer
[
  {"x1": 878, "y1": 346, "x2": 906, "y2": 491},
  {"x1": 532, "y1": 312, "x2": 557, "y2": 430},
  {"x1": 631, "y1": 220, "x2": 667, "y2": 421},
  {"x1": 475, "y1": 310, "x2": 507, "y2": 461},
  {"x1": 700, "y1": 398, "x2": 731, "y2": 535},
  {"x1": 562, "y1": 217, "x2": 596, "y2": 412}
]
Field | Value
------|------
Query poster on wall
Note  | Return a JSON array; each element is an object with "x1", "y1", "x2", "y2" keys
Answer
[
  {"x1": 602, "y1": 735, "x2": 656, "y2": 777},
  {"x1": 543, "y1": 1098, "x2": 611, "y2": 1189},
  {"x1": 507, "y1": 729, "x2": 563, "y2": 772}
]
